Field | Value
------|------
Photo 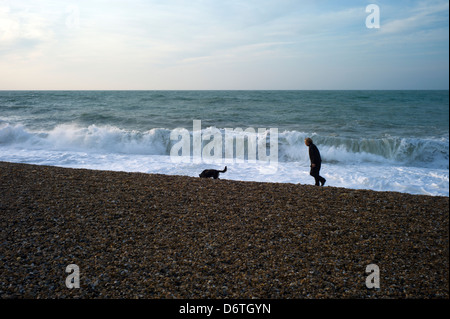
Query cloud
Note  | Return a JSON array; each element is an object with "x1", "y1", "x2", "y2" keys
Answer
[
  {"x1": 0, "y1": 0, "x2": 447, "y2": 89},
  {"x1": 0, "y1": 5, "x2": 52, "y2": 44},
  {"x1": 381, "y1": 0, "x2": 449, "y2": 34}
]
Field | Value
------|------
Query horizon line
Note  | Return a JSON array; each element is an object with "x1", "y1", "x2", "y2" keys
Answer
[{"x1": 1, "y1": 89, "x2": 449, "y2": 92}]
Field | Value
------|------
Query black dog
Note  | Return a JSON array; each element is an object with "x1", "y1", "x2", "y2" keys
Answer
[{"x1": 199, "y1": 166, "x2": 227, "y2": 179}]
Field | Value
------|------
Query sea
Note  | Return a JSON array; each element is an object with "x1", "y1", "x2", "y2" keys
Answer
[{"x1": 0, "y1": 90, "x2": 448, "y2": 197}]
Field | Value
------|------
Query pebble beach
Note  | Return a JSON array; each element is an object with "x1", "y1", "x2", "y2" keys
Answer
[{"x1": 0, "y1": 161, "x2": 448, "y2": 299}]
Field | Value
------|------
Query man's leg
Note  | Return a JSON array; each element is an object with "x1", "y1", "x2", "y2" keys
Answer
[
  {"x1": 310, "y1": 166, "x2": 320, "y2": 186},
  {"x1": 317, "y1": 164, "x2": 326, "y2": 186}
]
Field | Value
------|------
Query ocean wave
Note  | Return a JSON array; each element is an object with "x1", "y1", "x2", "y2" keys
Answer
[
  {"x1": 0, "y1": 123, "x2": 172, "y2": 156},
  {"x1": 0, "y1": 123, "x2": 448, "y2": 169},
  {"x1": 278, "y1": 132, "x2": 449, "y2": 169}
]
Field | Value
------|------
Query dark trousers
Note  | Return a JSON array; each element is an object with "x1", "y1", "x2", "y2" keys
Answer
[{"x1": 310, "y1": 164, "x2": 325, "y2": 186}]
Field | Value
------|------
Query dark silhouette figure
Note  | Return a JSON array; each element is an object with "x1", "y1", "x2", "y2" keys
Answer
[
  {"x1": 305, "y1": 138, "x2": 326, "y2": 186},
  {"x1": 199, "y1": 166, "x2": 227, "y2": 179}
]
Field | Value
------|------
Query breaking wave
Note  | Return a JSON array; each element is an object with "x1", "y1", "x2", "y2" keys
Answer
[{"x1": 1, "y1": 123, "x2": 448, "y2": 169}]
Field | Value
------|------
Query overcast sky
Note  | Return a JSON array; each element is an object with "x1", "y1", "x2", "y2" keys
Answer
[{"x1": 0, "y1": 0, "x2": 448, "y2": 90}]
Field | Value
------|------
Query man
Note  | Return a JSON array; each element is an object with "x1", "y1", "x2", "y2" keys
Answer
[{"x1": 305, "y1": 137, "x2": 326, "y2": 186}]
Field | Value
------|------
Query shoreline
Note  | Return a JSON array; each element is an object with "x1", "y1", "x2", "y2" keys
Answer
[
  {"x1": 0, "y1": 159, "x2": 448, "y2": 198},
  {"x1": 1, "y1": 161, "x2": 448, "y2": 298}
]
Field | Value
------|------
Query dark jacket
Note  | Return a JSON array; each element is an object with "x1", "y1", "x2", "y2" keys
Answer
[{"x1": 308, "y1": 143, "x2": 322, "y2": 166}]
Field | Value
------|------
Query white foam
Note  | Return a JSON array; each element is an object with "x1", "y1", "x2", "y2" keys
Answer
[
  {"x1": 1, "y1": 122, "x2": 448, "y2": 196},
  {"x1": 1, "y1": 123, "x2": 448, "y2": 167},
  {"x1": 1, "y1": 147, "x2": 448, "y2": 197}
]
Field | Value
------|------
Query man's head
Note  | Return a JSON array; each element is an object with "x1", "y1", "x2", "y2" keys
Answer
[{"x1": 304, "y1": 137, "x2": 313, "y2": 146}]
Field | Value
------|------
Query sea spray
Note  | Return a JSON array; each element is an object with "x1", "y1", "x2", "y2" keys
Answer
[
  {"x1": 2, "y1": 122, "x2": 447, "y2": 169},
  {"x1": 170, "y1": 120, "x2": 278, "y2": 172}
]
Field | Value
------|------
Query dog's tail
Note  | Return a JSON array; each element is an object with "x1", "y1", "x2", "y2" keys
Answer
[{"x1": 220, "y1": 166, "x2": 227, "y2": 173}]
